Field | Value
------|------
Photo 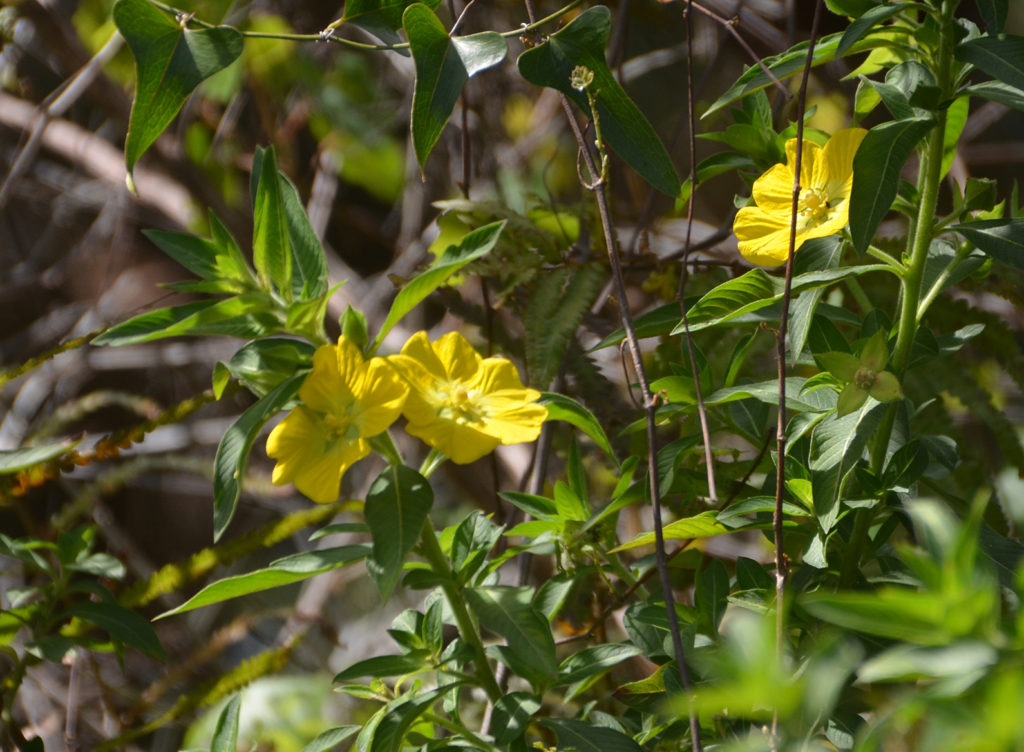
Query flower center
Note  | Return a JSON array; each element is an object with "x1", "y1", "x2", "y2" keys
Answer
[
  {"x1": 438, "y1": 382, "x2": 484, "y2": 424},
  {"x1": 854, "y1": 367, "x2": 877, "y2": 391},
  {"x1": 323, "y1": 411, "x2": 354, "y2": 440},
  {"x1": 799, "y1": 186, "x2": 831, "y2": 221}
]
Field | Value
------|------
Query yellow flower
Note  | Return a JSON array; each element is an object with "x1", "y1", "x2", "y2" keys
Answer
[
  {"x1": 389, "y1": 331, "x2": 547, "y2": 464},
  {"x1": 733, "y1": 128, "x2": 867, "y2": 267},
  {"x1": 266, "y1": 336, "x2": 408, "y2": 503}
]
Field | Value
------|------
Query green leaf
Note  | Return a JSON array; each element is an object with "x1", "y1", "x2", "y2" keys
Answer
[
  {"x1": 465, "y1": 586, "x2": 558, "y2": 682},
  {"x1": 956, "y1": 34, "x2": 1024, "y2": 91},
  {"x1": 800, "y1": 588, "x2": 961, "y2": 644},
  {"x1": 372, "y1": 220, "x2": 505, "y2": 350},
  {"x1": 538, "y1": 392, "x2": 616, "y2": 462},
  {"x1": 301, "y1": 726, "x2": 361, "y2": 752},
  {"x1": 960, "y1": 80, "x2": 1024, "y2": 111},
  {"x1": 404, "y1": 4, "x2": 507, "y2": 168},
  {"x1": 0, "y1": 441, "x2": 81, "y2": 474},
  {"x1": 517, "y1": 6, "x2": 680, "y2": 196},
  {"x1": 70, "y1": 600, "x2": 165, "y2": 660},
  {"x1": 837, "y1": 2, "x2": 912, "y2": 57},
  {"x1": 341, "y1": 0, "x2": 441, "y2": 47},
  {"x1": 224, "y1": 337, "x2": 316, "y2": 398},
  {"x1": 93, "y1": 294, "x2": 280, "y2": 346},
  {"x1": 370, "y1": 686, "x2": 452, "y2": 752},
  {"x1": 591, "y1": 303, "x2": 681, "y2": 349},
  {"x1": 211, "y1": 694, "x2": 242, "y2": 752},
  {"x1": 540, "y1": 718, "x2": 644, "y2": 752},
  {"x1": 976, "y1": 0, "x2": 1008, "y2": 33},
  {"x1": 809, "y1": 401, "x2": 886, "y2": 533},
  {"x1": 252, "y1": 147, "x2": 293, "y2": 297},
  {"x1": 333, "y1": 653, "x2": 430, "y2": 682},
  {"x1": 557, "y1": 643, "x2": 641, "y2": 686},
  {"x1": 491, "y1": 693, "x2": 542, "y2": 746},
  {"x1": 956, "y1": 219, "x2": 1024, "y2": 269},
  {"x1": 213, "y1": 374, "x2": 305, "y2": 541},
  {"x1": 611, "y1": 511, "x2": 730, "y2": 552},
  {"x1": 113, "y1": 0, "x2": 242, "y2": 178},
  {"x1": 279, "y1": 171, "x2": 329, "y2": 300},
  {"x1": 850, "y1": 116, "x2": 935, "y2": 254},
  {"x1": 365, "y1": 465, "x2": 434, "y2": 600},
  {"x1": 142, "y1": 229, "x2": 228, "y2": 283},
  {"x1": 498, "y1": 491, "x2": 559, "y2": 520},
  {"x1": 156, "y1": 545, "x2": 370, "y2": 618},
  {"x1": 695, "y1": 559, "x2": 730, "y2": 635}
]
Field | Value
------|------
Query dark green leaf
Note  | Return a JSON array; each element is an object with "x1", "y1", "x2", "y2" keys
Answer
[
  {"x1": 211, "y1": 694, "x2": 242, "y2": 752},
  {"x1": 706, "y1": 378, "x2": 835, "y2": 413},
  {"x1": 224, "y1": 337, "x2": 316, "y2": 397},
  {"x1": 404, "y1": 4, "x2": 507, "y2": 167},
  {"x1": 538, "y1": 392, "x2": 615, "y2": 461},
  {"x1": 157, "y1": 545, "x2": 369, "y2": 617},
  {"x1": 837, "y1": 2, "x2": 912, "y2": 57},
  {"x1": 279, "y1": 171, "x2": 329, "y2": 299},
  {"x1": 498, "y1": 491, "x2": 558, "y2": 520},
  {"x1": 365, "y1": 465, "x2": 434, "y2": 600},
  {"x1": 540, "y1": 718, "x2": 644, "y2": 752},
  {"x1": 976, "y1": 0, "x2": 1008, "y2": 32},
  {"x1": 517, "y1": 6, "x2": 680, "y2": 196},
  {"x1": 252, "y1": 147, "x2": 293, "y2": 297},
  {"x1": 960, "y1": 80, "x2": 1024, "y2": 111},
  {"x1": 695, "y1": 559, "x2": 730, "y2": 635},
  {"x1": 956, "y1": 34, "x2": 1024, "y2": 91},
  {"x1": 213, "y1": 374, "x2": 305, "y2": 541},
  {"x1": 465, "y1": 586, "x2": 558, "y2": 683},
  {"x1": 341, "y1": 0, "x2": 441, "y2": 47},
  {"x1": 850, "y1": 116, "x2": 935, "y2": 254},
  {"x1": 491, "y1": 693, "x2": 542, "y2": 746},
  {"x1": 450, "y1": 511, "x2": 501, "y2": 577},
  {"x1": 333, "y1": 653, "x2": 430, "y2": 682},
  {"x1": 956, "y1": 219, "x2": 1024, "y2": 269},
  {"x1": 70, "y1": 600, "x2": 165, "y2": 660},
  {"x1": 557, "y1": 643, "x2": 642, "y2": 685},
  {"x1": 370, "y1": 686, "x2": 452, "y2": 752},
  {"x1": 373, "y1": 221, "x2": 505, "y2": 350},
  {"x1": 142, "y1": 230, "x2": 225, "y2": 282},
  {"x1": 113, "y1": 0, "x2": 242, "y2": 178}
]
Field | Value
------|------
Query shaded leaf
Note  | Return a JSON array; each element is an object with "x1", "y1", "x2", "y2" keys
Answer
[
  {"x1": 114, "y1": 0, "x2": 242, "y2": 177},
  {"x1": 956, "y1": 34, "x2": 1024, "y2": 91},
  {"x1": 517, "y1": 6, "x2": 680, "y2": 196},
  {"x1": 837, "y1": 2, "x2": 912, "y2": 57},
  {"x1": 491, "y1": 693, "x2": 542, "y2": 746},
  {"x1": 341, "y1": 0, "x2": 441, "y2": 47},
  {"x1": 557, "y1": 643, "x2": 642, "y2": 685},
  {"x1": 465, "y1": 586, "x2": 558, "y2": 682},
  {"x1": 365, "y1": 465, "x2": 434, "y2": 600},
  {"x1": 211, "y1": 694, "x2": 242, "y2": 752},
  {"x1": 70, "y1": 600, "x2": 165, "y2": 660},
  {"x1": 956, "y1": 219, "x2": 1024, "y2": 269},
  {"x1": 540, "y1": 718, "x2": 643, "y2": 752},
  {"x1": 333, "y1": 653, "x2": 430, "y2": 682},
  {"x1": 0, "y1": 441, "x2": 81, "y2": 474},
  {"x1": 538, "y1": 392, "x2": 616, "y2": 461}
]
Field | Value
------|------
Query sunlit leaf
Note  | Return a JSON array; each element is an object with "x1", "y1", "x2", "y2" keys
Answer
[{"x1": 365, "y1": 465, "x2": 434, "y2": 600}]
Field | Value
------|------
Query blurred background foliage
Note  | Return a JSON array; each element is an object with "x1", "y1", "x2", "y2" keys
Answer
[{"x1": 2, "y1": 0, "x2": 1024, "y2": 749}]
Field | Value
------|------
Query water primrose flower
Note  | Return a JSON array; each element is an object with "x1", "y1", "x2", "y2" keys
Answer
[
  {"x1": 389, "y1": 331, "x2": 547, "y2": 464},
  {"x1": 734, "y1": 128, "x2": 867, "y2": 267},
  {"x1": 266, "y1": 336, "x2": 408, "y2": 503}
]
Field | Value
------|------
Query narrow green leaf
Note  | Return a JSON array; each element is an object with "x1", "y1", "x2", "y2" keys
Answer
[
  {"x1": 557, "y1": 643, "x2": 641, "y2": 686},
  {"x1": 695, "y1": 559, "x2": 730, "y2": 635},
  {"x1": 372, "y1": 221, "x2": 505, "y2": 350},
  {"x1": 491, "y1": 693, "x2": 542, "y2": 746},
  {"x1": 465, "y1": 586, "x2": 558, "y2": 681},
  {"x1": 113, "y1": 0, "x2": 242, "y2": 177},
  {"x1": 498, "y1": 491, "x2": 559, "y2": 520},
  {"x1": 370, "y1": 685, "x2": 453, "y2": 752},
  {"x1": 960, "y1": 80, "x2": 1024, "y2": 111},
  {"x1": 801, "y1": 589, "x2": 958, "y2": 644},
  {"x1": 956, "y1": 34, "x2": 1024, "y2": 91},
  {"x1": 211, "y1": 694, "x2": 242, "y2": 752},
  {"x1": 252, "y1": 147, "x2": 293, "y2": 297},
  {"x1": 517, "y1": 6, "x2": 680, "y2": 196},
  {"x1": 837, "y1": 2, "x2": 912, "y2": 57},
  {"x1": 809, "y1": 401, "x2": 886, "y2": 533},
  {"x1": 0, "y1": 441, "x2": 81, "y2": 474},
  {"x1": 142, "y1": 230, "x2": 223, "y2": 281},
  {"x1": 365, "y1": 465, "x2": 434, "y2": 600},
  {"x1": 538, "y1": 392, "x2": 615, "y2": 462},
  {"x1": 705, "y1": 378, "x2": 835, "y2": 413},
  {"x1": 956, "y1": 219, "x2": 1024, "y2": 269},
  {"x1": 404, "y1": 4, "x2": 507, "y2": 168},
  {"x1": 341, "y1": 0, "x2": 441, "y2": 47},
  {"x1": 333, "y1": 653, "x2": 430, "y2": 682},
  {"x1": 301, "y1": 726, "x2": 360, "y2": 752},
  {"x1": 975, "y1": 0, "x2": 1008, "y2": 33},
  {"x1": 213, "y1": 374, "x2": 305, "y2": 541},
  {"x1": 540, "y1": 718, "x2": 644, "y2": 752},
  {"x1": 70, "y1": 600, "x2": 165, "y2": 659},
  {"x1": 850, "y1": 116, "x2": 935, "y2": 254},
  {"x1": 157, "y1": 545, "x2": 370, "y2": 618},
  {"x1": 279, "y1": 172, "x2": 329, "y2": 299},
  {"x1": 611, "y1": 511, "x2": 730, "y2": 552}
]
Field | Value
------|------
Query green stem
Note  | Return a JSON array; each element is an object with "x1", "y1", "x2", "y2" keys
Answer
[
  {"x1": 417, "y1": 519, "x2": 502, "y2": 701},
  {"x1": 865, "y1": 245, "x2": 907, "y2": 273},
  {"x1": 917, "y1": 240, "x2": 973, "y2": 321}
]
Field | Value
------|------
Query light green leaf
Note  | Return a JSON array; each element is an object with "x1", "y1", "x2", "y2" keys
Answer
[
  {"x1": 539, "y1": 393, "x2": 615, "y2": 462},
  {"x1": 0, "y1": 441, "x2": 81, "y2": 474},
  {"x1": 211, "y1": 694, "x2": 241, "y2": 752},
  {"x1": 333, "y1": 653, "x2": 431, "y2": 682},
  {"x1": 370, "y1": 685, "x2": 453, "y2": 752},
  {"x1": 252, "y1": 147, "x2": 292, "y2": 297},
  {"x1": 557, "y1": 643, "x2": 641, "y2": 686},
  {"x1": 113, "y1": 0, "x2": 242, "y2": 178},
  {"x1": 837, "y1": 2, "x2": 912, "y2": 57},
  {"x1": 517, "y1": 6, "x2": 680, "y2": 196},
  {"x1": 213, "y1": 374, "x2": 305, "y2": 541},
  {"x1": 801, "y1": 588, "x2": 962, "y2": 644},
  {"x1": 956, "y1": 34, "x2": 1024, "y2": 92},
  {"x1": 372, "y1": 221, "x2": 505, "y2": 350},
  {"x1": 955, "y1": 219, "x2": 1024, "y2": 269},
  {"x1": 404, "y1": 4, "x2": 507, "y2": 168},
  {"x1": 157, "y1": 545, "x2": 370, "y2": 618},
  {"x1": 498, "y1": 491, "x2": 559, "y2": 520},
  {"x1": 365, "y1": 465, "x2": 434, "y2": 600},
  {"x1": 279, "y1": 171, "x2": 329, "y2": 300},
  {"x1": 301, "y1": 726, "x2": 361, "y2": 752},
  {"x1": 850, "y1": 116, "x2": 935, "y2": 254},
  {"x1": 70, "y1": 600, "x2": 165, "y2": 659},
  {"x1": 611, "y1": 511, "x2": 729, "y2": 552}
]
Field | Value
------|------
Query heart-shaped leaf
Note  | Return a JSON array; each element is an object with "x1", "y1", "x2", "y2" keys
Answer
[
  {"x1": 517, "y1": 6, "x2": 680, "y2": 196},
  {"x1": 114, "y1": 0, "x2": 242, "y2": 179},
  {"x1": 404, "y1": 4, "x2": 506, "y2": 168}
]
